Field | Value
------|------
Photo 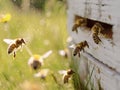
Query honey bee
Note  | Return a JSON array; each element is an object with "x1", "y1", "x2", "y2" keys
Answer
[
  {"x1": 58, "y1": 69, "x2": 75, "y2": 84},
  {"x1": 91, "y1": 22, "x2": 104, "y2": 44},
  {"x1": 72, "y1": 17, "x2": 87, "y2": 33},
  {"x1": 3, "y1": 38, "x2": 26, "y2": 58},
  {"x1": 28, "y1": 54, "x2": 43, "y2": 70},
  {"x1": 58, "y1": 48, "x2": 69, "y2": 58},
  {"x1": 72, "y1": 40, "x2": 89, "y2": 57},
  {"x1": 28, "y1": 50, "x2": 52, "y2": 70},
  {"x1": 92, "y1": 33, "x2": 102, "y2": 44}
]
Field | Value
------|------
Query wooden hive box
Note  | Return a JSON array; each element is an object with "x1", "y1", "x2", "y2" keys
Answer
[{"x1": 67, "y1": 0, "x2": 120, "y2": 90}]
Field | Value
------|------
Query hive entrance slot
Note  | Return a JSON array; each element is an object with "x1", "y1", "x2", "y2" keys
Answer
[{"x1": 74, "y1": 15, "x2": 113, "y2": 39}]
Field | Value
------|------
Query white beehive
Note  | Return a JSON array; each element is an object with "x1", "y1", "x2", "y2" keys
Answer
[{"x1": 67, "y1": 0, "x2": 120, "y2": 90}]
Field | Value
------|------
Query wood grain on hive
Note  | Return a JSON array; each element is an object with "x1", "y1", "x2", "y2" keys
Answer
[{"x1": 67, "y1": 0, "x2": 120, "y2": 90}]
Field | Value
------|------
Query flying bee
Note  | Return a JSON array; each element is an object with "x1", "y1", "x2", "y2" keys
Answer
[
  {"x1": 28, "y1": 50, "x2": 52, "y2": 70},
  {"x1": 72, "y1": 17, "x2": 87, "y2": 33},
  {"x1": 71, "y1": 40, "x2": 89, "y2": 57},
  {"x1": 91, "y1": 22, "x2": 104, "y2": 44},
  {"x1": 58, "y1": 48, "x2": 69, "y2": 58},
  {"x1": 28, "y1": 54, "x2": 43, "y2": 70},
  {"x1": 58, "y1": 69, "x2": 75, "y2": 84},
  {"x1": 3, "y1": 38, "x2": 26, "y2": 58}
]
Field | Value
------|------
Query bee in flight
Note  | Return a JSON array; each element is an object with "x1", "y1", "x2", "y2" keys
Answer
[
  {"x1": 91, "y1": 22, "x2": 104, "y2": 44},
  {"x1": 70, "y1": 40, "x2": 89, "y2": 57},
  {"x1": 58, "y1": 48, "x2": 69, "y2": 58},
  {"x1": 58, "y1": 69, "x2": 75, "y2": 84},
  {"x1": 28, "y1": 54, "x2": 43, "y2": 70},
  {"x1": 72, "y1": 17, "x2": 86, "y2": 33},
  {"x1": 28, "y1": 50, "x2": 52, "y2": 70},
  {"x1": 3, "y1": 38, "x2": 26, "y2": 58}
]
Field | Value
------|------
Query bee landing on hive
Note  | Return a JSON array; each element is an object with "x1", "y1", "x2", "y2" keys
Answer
[
  {"x1": 58, "y1": 69, "x2": 75, "y2": 84},
  {"x1": 70, "y1": 40, "x2": 89, "y2": 57},
  {"x1": 3, "y1": 38, "x2": 26, "y2": 58},
  {"x1": 91, "y1": 22, "x2": 104, "y2": 44},
  {"x1": 28, "y1": 50, "x2": 52, "y2": 71},
  {"x1": 72, "y1": 16, "x2": 87, "y2": 33}
]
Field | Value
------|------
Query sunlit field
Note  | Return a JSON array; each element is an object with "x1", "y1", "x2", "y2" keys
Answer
[{"x1": 0, "y1": 0, "x2": 74, "y2": 90}]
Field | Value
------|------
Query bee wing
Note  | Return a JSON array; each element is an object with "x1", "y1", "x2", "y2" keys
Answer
[
  {"x1": 3, "y1": 39, "x2": 14, "y2": 44},
  {"x1": 28, "y1": 56, "x2": 34, "y2": 65},
  {"x1": 41, "y1": 50, "x2": 52, "y2": 60},
  {"x1": 58, "y1": 50, "x2": 66, "y2": 56},
  {"x1": 58, "y1": 70, "x2": 67, "y2": 75},
  {"x1": 69, "y1": 44, "x2": 76, "y2": 49}
]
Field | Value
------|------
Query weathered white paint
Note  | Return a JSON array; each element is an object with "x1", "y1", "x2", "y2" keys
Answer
[
  {"x1": 67, "y1": 0, "x2": 120, "y2": 24},
  {"x1": 88, "y1": 60, "x2": 120, "y2": 90}
]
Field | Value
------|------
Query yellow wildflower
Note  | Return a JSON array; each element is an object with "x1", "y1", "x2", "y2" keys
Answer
[{"x1": 0, "y1": 13, "x2": 11, "y2": 23}]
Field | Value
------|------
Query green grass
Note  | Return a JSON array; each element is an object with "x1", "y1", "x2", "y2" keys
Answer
[
  {"x1": 0, "y1": 0, "x2": 74, "y2": 90},
  {"x1": 69, "y1": 56, "x2": 95, "y2": 90}
]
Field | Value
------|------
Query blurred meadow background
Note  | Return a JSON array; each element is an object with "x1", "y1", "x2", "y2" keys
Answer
[{"x1": 0, "y1": 0, "x2": 74, "y2": 90}]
